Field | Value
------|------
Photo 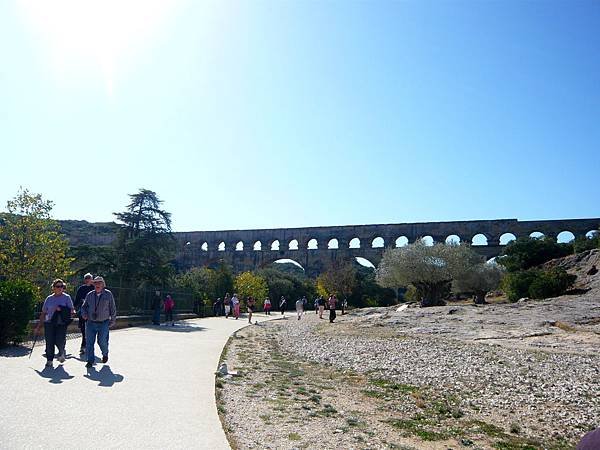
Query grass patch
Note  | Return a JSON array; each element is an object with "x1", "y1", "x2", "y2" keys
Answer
[
  {"x1": 386, "y1": 416, "x2": 448, "y2": 441},
  {"x1": 371, "y1": 379, "x2": 419, "y2": 394},
  {"x1": 288, "y1": 432, "x2": 301, "y2": 441}
]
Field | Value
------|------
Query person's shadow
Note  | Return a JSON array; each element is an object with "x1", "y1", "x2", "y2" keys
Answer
[
  {"x1": 84, "y1": 365, "x2": 124, "y2": 387},
  {"x1": 34, "y1": 365, "x2": 75, "y2": 384}
]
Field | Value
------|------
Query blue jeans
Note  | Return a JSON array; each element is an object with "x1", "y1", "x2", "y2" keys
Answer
[
  {"x1": 86, "y1": 320, "x2": 109, "y2": 363},
  {"x1": 153, "y1": 307, "x2": 161, "y2": 324}
]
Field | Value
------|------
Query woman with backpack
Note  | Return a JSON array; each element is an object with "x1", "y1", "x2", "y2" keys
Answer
[
  {"x1": 34, "y1": 279, "x2": 75, "y2": 367},
  {"x1": 164, "y1": 294, "x2": 175, "y2": 326}
]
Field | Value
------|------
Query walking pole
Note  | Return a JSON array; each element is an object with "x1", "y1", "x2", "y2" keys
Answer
[{"x1": 29, "y1": 331, "x2": 39, "y2": 359}]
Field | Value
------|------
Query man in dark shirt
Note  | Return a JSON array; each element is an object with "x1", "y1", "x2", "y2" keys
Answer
[{"x1": 73, "y1": 273, "x2": 94, "y2": 354}]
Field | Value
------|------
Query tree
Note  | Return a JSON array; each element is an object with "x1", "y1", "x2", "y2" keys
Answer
[
  {"x1": 0, "y1": 188, "x2": 73, "y2": 289},
  {"x1": 113, "y1": 189, "x2": 175, "y2": 288},
  {"x1": 234, "y1": 271, "x2": 268, "y2": 308},
  {"x1": 255, "y1": 267, "x2": 315, "y2": 304},
  {"x1": 452, "y1": 262, "x2": 505, "y2": 304},
  {"x1": 316, "y1": 262, "x2": 357, "y2": 300},
  {"x1": 497, "y1": 236, "x2": 573, "y2": 273},
  {"x1": 376, "y1": 242, "x2": 488, "y2": 307}
]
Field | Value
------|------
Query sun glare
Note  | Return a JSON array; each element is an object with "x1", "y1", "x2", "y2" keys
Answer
[{"x1": 18, "y1": 0, "x2": 180, "y2": 97}]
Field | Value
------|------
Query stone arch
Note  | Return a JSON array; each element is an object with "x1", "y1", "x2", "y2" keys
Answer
[
  {"x1": 218, "y1": 241, "x2": 225, "y2": 251},
  {"x1": 445, "y1": 234, "x2": 461, "y2": 245},
  {"x1": 472, "y1": 234, "x2": 488, "y2": 246},
  {"x1": 288, "y1": 239, "x2": 299, "y2": 250},
  {"x1": 349, "y1": 237, "x2": 360, "y2": 249},
  {"x1": 354, "y1": 256, "x2": 376, "y2": 269},
  {"x1": 271, "y1": 240, "x2": 280, "y2": 251},
  {"x1": 263, "y1": 257, "x2": 305, "y2": 272},
  {"x1": 420, "y1": 236, "x2": 434, "y2": 246},
  {"x1": 557, "y1": 231, "x2": 575, "y2": 243},
  {"x1": 586, "y1": 230, "x2": 599, "y2": 239},
  {"x1": 253, "y1": 241, "x2": 262, "y2": 251},
  {"x1": 328, "y1": 238, "x2": 339, "y2": 249},
  {"x1": 371, "y1": 236, "x2": 384, "y2": 248},
  {"x1": 530, "y1": 231, "x2": 545, "y2": 239},
  {"x1": 499, "y1": 233, "x2": 516, "y2": 245},
  {"x1": 235, "y1": 241, "x2": 244, "y2": 251},
  {"x1": 395, "y1": 236, "x2": 409, "y2": 247},
  {"x1": 201, "y1": 242, "x2": 208, "y2": 251},
  {"x1": 307, "y1": 238, "x2": 318, "y2": 250}
]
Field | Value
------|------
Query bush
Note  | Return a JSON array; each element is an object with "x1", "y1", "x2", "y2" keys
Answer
[
  {"x1": 529, "y1": 269, "x2": 576, "y2": 300},
  {"x1": 497, "y1": 237, "x2": 573, "y2": 273},
  {"x1": 0, "y1": 280, "x2": 38, "y2": 347},
  {"x1": 573, "y1": 233, "x2": 600, "y2": 253},
  {"x1": 502, "y1": 268, "x2": 575, "y2": 302}
]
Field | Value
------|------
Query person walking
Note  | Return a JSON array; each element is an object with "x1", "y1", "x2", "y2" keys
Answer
[
  {"x1": 301, "y1": 296, "x2": 307, "y2": 315},
  {"x1": 164, "y1": 294, "x2": 175, "y2": 326},
  {"x1": 246, "y1": 296, "x2": 256, "y2": 324},
  {"x1": 295, "y1": 298, "x2": 304, "y2": 320},
  {"x1": 314, "y1": 297, "x2": 319, "y2": 314},
  {"x1": 341, "y1": 298, "x2": 348, "y2": 315},
  {"x1": 73, "y1": 273, "x2": 94, "y2": 354},
  {"x1": 81, "y1": 276, "x2": 116, "y2": 368},
  {"x1": 152, "y1": 291, "x2": 162, "y2": 325},
  {"x1": 263, "y1": 297, "x2": 271, "y2": 315},
  {"x1": 213, "y1": 298, "x2": 222, "y2": 316},
  {"x1": 279, "y1": 296, "x2": 287, "y2": 315},
  {"x1": 318, "y1": 296, "x2": 325, "y2": 319},
  {"x1": 224, "y1": 293, "x2": 231, "y2": 318},
  {"x1": 35, "y1": 279, "x2": 75, "y2": 367},
  {"x1": 232, "y1": 293, "x2": 240, "y2": 320},
  {"x1": 328, "y1": 295, "x2": 337, "y2": 323}
]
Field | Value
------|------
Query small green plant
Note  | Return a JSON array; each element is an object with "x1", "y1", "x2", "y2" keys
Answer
[
  {"x1": 0, "y1": 280, "x2": 38, "y2": 347},
  {"x1": 288, "y1": 432, "x2": 301, "y2": 441}
]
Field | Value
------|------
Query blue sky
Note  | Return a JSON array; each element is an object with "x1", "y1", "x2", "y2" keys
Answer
[{"x1": 1, "y1": 0, "x2": 599, "y2": 232}]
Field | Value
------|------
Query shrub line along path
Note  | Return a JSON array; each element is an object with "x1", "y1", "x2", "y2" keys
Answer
[{"x1": 0, "y1": 313, "x2": 282, "y2": 449}]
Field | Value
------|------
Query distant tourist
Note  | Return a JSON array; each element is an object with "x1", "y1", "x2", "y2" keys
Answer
[
  {"x1": 224, "y1": 293, "x2": 232, "y2": 318},
  {"x1": 81, "y1": 276, "x2": 116, "y2": 368},
  {"x1": 35, "y1": 279, "x2": 75, "y2": 368},
  {"x1": 247, "y1": 296, "x2": 256, "y2": 324},
  {"x1": 231, "y1": 294, "x2": 240, "y2": 320},
  {"x1": 74, "y1": 273, "x2": 94, "y2": 354},
  {"x1": 317, "y1": 296, "x2": 325, "y2": 319},
  {"x1": 301, "y1": 296, "x2": 307, "y2": 314},
  {"x1": 279, "y1": 296, "x2": 287, "y2": 315},
  {"x1": 341, "y1": 298, "x2": 348, "y2": 315},
  {"x1": 152, "y1": 290, "x2": 162, "y2": 325},
  {"x1": 263, "y1": 297, "x2": 271, "y2": 315},
  {"x1": 314, "y1": 297, "x2": 319, "y2": 314},
  {"x1": 328, "y1": 295, "x2": 337, "y2": 323},
  {"x1": 164, "y1": 294, "x2": 175, "y2": 326},
  {"x1": 295, "y1": 298, "x2": 304, "y2": 320},
  {"x1": 213, "y1": 298, "x2": 222, "y2": 316}
]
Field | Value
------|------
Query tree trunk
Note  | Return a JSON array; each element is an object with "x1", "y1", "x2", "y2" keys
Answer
[
  {"x1": 473, "y1": 291, "x2": 487, "y2": 305},
  {"x1": 418, "y1": 282, "x2": 448, "y2": 307}
]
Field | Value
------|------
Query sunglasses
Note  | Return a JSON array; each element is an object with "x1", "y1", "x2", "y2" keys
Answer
[{"x1": 53, "y1": 285, "x2": 65, "y2": 288}]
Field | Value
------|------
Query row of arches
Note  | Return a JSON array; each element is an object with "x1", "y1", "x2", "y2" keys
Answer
[{"x1": 189, "y1": 230, "x2": 597, "y2": 252}]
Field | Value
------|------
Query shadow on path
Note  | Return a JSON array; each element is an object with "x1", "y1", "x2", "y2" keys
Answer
[
  {"x1": 141, "y1": 322, "x2": 207, "y2": 333},
  {"x1": 84, "y1": 365, "x2": 124, "y2": 387},
  {"x1": 0, "y1": 345, "x2": 30, "y2": 358},
  {"x1": 34, "y1": 365, "x2": 75, "y2": 384}
]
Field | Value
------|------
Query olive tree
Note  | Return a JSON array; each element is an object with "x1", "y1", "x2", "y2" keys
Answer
[
  {"x1": 452, "y1": 262, "x2": 504, "y2": 304},
  {"x1": 376, "y1": 241, "x2": 496, "y2": 307}
]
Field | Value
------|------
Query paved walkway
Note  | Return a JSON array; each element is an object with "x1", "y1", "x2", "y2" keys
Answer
[{"x1": 0, "y1": 313, "x2": 283, "y2": 449}]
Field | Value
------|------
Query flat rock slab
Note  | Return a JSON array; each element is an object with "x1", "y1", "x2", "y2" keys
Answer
[{"x1": 0, "y1": 315, "x2": 279, "y2": 449}]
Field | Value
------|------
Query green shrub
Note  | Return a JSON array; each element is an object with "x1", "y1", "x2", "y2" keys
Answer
[
  {"x1": 497, "y1": 237, "x2": 573, "y2": 273},
  {"x1": 0, "y1": 280, "x2": 38, "y2": 347},
  {"x1": 502, "y1": 269, "x2": 575, "y2": 302},
  {"x1": 529, "y1": 269, "x2": 576, "y2": 299},
  {"x1": 573, "y1": 233, "x2": 600, "y2": 253}
]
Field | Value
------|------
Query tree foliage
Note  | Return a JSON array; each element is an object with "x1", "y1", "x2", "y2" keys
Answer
[
  {"x1": 172, "y1": 263, "x2": 234, "y2": 305},
  {"x1": 316, "y1": 262, "x2": 357, "y2": 299},
  {"x1": 572, "y1": 232, "x2": 600, "y2": 253},
  {"x1": 0, "y1": 188, "x2": 72, "y2": 290},
  {"x1": 452, "y1": 262, "x2": 504, "y2": 304},
  {"x1": 113, "y1": 189, "x2": 175, "y2": 288},
  {"x1": 497, "y1": 236, "x2": 573, "y2": 273},
  {"x1": 0, "y1": 279, "x2": 38, "y2": 346},
  {"x1": 376, "y1": 242, "x2": 497, "y2": 307},
  {"x1": 256, "y1": 266, "x2": 316, "y2": 304},
  {"x1": 234, "y1": 271, "x2": 269, "y2": 308}
]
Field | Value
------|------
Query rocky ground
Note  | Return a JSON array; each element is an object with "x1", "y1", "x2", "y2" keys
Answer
[{"x1": 216, "y1": 251, "x2": 600, "y2": 449}]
